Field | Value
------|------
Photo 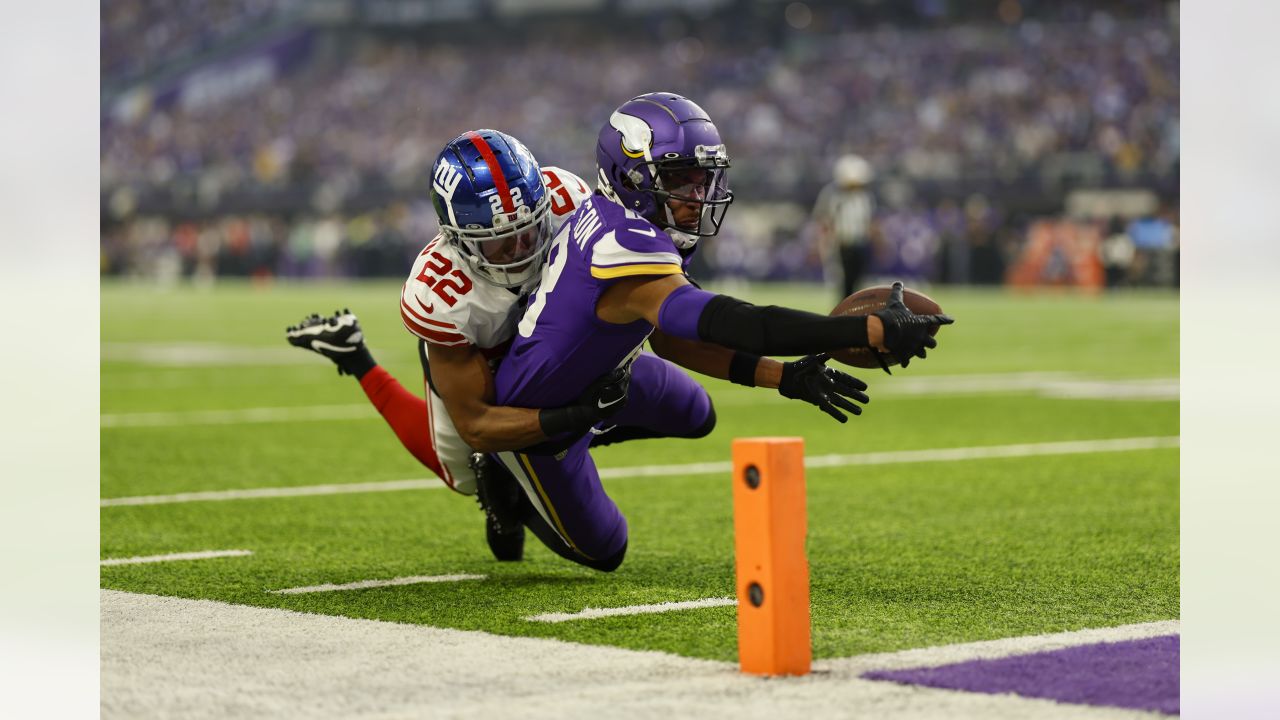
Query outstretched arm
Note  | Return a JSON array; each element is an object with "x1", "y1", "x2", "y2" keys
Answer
[
  {"x1": 430, "y1": 342, "x2": 628, "y2": 452},
  {"x1": 599, "y1": 274, "x2": 951, "y2": 361}
]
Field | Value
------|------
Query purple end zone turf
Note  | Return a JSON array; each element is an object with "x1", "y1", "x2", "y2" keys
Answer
[{"x1": 863, "y1": 635, "x2": 1179, "y2": 715}]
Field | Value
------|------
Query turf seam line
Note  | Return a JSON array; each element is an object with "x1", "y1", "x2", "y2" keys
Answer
[
  {"x1": 270, "y1": 574, "x2": 486, "y2": 595},
  {"x1": 100, "y1": 549, "x2": 253, "y2": 566},
  {"x1": 101, "y1": 435, "x2": 1179, "y2": 507},
  {"x1": 524, "y1": 597, "x2": 738, "y2": 623}
]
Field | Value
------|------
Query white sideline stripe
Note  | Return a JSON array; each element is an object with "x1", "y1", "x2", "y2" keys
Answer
[
  {"x1": 102, "y1": 590, "x2": 1173, "y2": 719},
  {"x1": 100, "y1": 478, "x2": 444, "y2": 507},
  {"x1": 102, "y1": 404, "x2": 372, "y2": 428},
  {"x1": 830, "y1": 619, "x2": 1180, "y2": 675},
  {"x1": 270, "y1": 574, "x2": 485, "y2": 595},
  {"x1": 526, "y1": 597, "x2": 737, "y2": 623},
  {"x1": 100, "y1": 436, "x2": 1179, "y2": 508},
  {"x1": 100, "y1": 549, "x2": 253, "y2": 566}
]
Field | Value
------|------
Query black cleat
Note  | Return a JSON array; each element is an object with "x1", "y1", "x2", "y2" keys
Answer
[
  {"x1": 470, "y1": 453, "x2": 525, "y2": 562},
  {"x1": 285, "y1": 309, "x2": 375, "y2": 377}
]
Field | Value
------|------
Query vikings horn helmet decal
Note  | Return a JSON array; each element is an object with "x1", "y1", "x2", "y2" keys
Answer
[{"x1": 611, "y1": 110, "x2": 653, "y2": 160}]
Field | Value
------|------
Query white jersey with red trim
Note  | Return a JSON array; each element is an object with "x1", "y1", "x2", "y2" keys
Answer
[{"x1": 400, "y1": 166, "x2": 593, "y2": 354}]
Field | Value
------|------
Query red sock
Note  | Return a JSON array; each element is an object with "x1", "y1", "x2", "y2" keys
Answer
[{"x1": 358, "y1": 366, "x2": 445, "y2": 479}]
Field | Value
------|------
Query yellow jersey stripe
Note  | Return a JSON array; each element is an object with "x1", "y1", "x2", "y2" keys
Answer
[
  {"x1": 517, "y1": 453, "x2": 594, "y2": 560},
  {"x1": 590, "y1": 263, "x2": 683, "y2": 280}
]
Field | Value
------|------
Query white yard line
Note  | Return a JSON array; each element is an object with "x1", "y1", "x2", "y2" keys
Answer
[
  {"x1": 270, "y1": 574, "x2": 485, "y2": 595},
  {"x1": 102, "y1": 590, "x2": 1171, "y2": 720},
  {"x1": 102, "y1": 343, "x2": 314, "y2": 367},
  {"x1": 101, "y1": 478, "x2": 444, "y2": 507},
  {"x1": 802, "y1": 435, "x2": 1180, "y2": 470},
  {"x1": 526, "y1": 597, "x2": 738, "y2": 623},
  {"x1": 101, "y1": 436, "x2": 1179, "y2": 508},
  {"x1": 596, "y1": 435, "x2": 1180, "y2": 480},
  {"x1": 710, "y1": 372, "x2": 1179, "y2": 405},
  {"x1": 100, "y1": 549, "x2": 253, "y2": 566},
  {"x1": 102, "y1": 404, "x2": 371, "y2": 428},
  {"x1": 100, "y1": 373, "x2": 1178, "y2": 428}
]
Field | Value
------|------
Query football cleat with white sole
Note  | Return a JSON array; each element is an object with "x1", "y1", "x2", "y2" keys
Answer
[{"x1": 285, "y1": 309, "x2": 377, "y2": 378}]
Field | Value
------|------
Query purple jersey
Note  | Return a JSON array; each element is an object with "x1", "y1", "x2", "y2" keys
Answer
[{"x1": 496, "y1": 195, "x2": 692, "y2": 408}]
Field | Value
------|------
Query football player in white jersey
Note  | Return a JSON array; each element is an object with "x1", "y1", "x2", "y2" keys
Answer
[{"x1": 287, "y1": 129, "x2": 614, "y2": 561}]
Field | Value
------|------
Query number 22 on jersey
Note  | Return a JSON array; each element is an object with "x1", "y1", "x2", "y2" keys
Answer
[{"x1": 416, "y1": 248, "x2": 474, "y2": 308}]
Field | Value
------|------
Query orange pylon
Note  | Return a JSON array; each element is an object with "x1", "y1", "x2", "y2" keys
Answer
[{"x1": 732, "y1": 437, "x2": 811, "y2": 676}]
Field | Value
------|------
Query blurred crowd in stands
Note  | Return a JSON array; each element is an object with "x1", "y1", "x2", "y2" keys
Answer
[
  {"x1": 100, "y1": 0, "x2": 1179, "y2": 287},
  {"x1": 102, "y1": 0, "x2": 295, "y2": 90}
]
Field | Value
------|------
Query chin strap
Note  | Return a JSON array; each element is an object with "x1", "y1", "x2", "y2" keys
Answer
[{"x1": 665, "y1": 227, "x2": 699, "y2": 249}]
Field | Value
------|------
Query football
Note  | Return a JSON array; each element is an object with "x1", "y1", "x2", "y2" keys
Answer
[{"x1": 828, "y1": 284, "x2": 944, "y2": 368}]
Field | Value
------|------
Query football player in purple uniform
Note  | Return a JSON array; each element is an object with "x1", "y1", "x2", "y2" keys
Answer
[
  {"x1": 488, "y1": 93, "x2": 953, "y2": 572},
  {"x1": 287, "y1": 130, "x2": 628, "y2": 562}
]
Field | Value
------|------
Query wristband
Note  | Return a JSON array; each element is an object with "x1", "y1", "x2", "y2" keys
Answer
[
  {"x1": 728, "y1": 352, "x2": 761, "y2": 387},
  {"x1": 538, "y1": 404, "x2": 599, "y2": 438}
]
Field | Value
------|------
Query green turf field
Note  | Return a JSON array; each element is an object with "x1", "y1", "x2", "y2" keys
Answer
[{"x1": 101, "y1": 281, "x2": 1178, "y2": 661}]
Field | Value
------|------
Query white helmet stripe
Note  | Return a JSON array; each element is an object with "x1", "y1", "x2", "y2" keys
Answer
[{"x1": 609, "y1": 111, "x2": 655, "y2": 165}]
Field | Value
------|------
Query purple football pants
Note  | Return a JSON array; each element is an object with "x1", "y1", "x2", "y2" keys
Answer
[{"x1": 491, "y1": 352, "x2": 713, "y2": 567}]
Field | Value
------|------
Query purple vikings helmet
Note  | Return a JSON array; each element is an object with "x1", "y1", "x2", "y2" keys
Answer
[
  {"x1": 430, "y1": 129, "x2": 551, "y2": 288},
  {"x1": 596, "y1": 92, "x2": 733, "y2": 248}
]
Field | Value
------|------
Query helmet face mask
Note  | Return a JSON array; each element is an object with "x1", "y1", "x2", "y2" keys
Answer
[
  {"x1": 431, "y1": 130, "x2": 551, "y2": 289},
  {"x1": 596, "y1": 93, "x2": 734, "y2": 247},
  {"x1": 650, "y1": 160, "x2": 732, "y2": 242},
  {"x1": 444, "y1": 193, "x2": 552, "y2": 288}
]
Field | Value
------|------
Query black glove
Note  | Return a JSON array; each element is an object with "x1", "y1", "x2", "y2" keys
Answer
[
  {"x1": 579, "y1": 366, "x2": 631, "y2": 418},
  {"x1": 871, "y1": 281, "x2": 954, "y2": 371},
  {"x1": 538, "y1": 366, "x2": 632, "y2": 437},
  {"x1": 777, "y1": 354, "x2": 870, "y2": 423}
]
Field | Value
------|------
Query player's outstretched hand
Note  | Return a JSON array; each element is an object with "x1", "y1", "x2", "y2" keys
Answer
[
  {"x1": 871, "y1": 282, "x2": 954, "y2": 370},
  {"x1": 777, "y1": 353, "x2": 870, "y2": 423}
]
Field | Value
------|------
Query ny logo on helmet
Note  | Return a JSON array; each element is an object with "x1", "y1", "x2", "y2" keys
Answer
[{"x1": 433, "y1": 162, "x2": 463, "y2": 203}]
